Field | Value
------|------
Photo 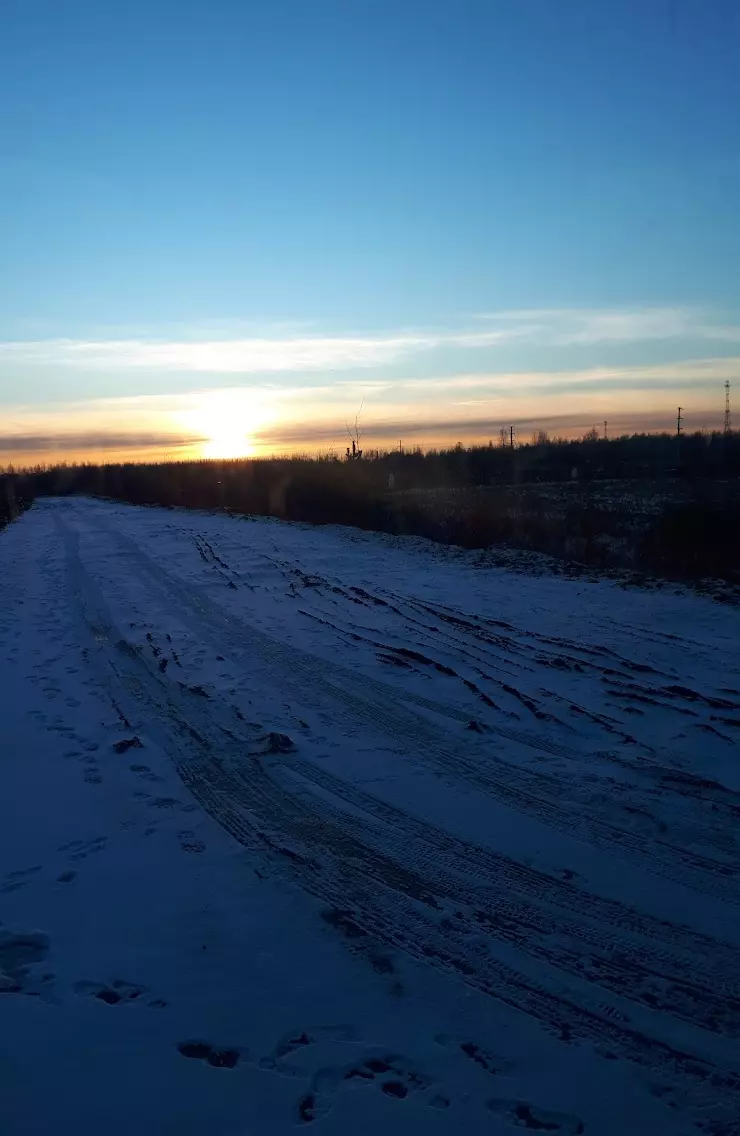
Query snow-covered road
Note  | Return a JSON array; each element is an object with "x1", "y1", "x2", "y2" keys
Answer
[{"x1": 1, "y1": 497, "x2": 739, "y2": 1134}]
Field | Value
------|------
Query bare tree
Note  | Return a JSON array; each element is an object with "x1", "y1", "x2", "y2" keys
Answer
[{"x1": 346, "y1": 401, "x2": 364, "y2": 461}]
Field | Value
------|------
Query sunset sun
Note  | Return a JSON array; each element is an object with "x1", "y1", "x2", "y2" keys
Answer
[
  {"x1": 201, "y1": 424, "x2": 254, "y2": 459},
  {"x1": 175, "y1": 390, "x2": 274, "y2": 460}
]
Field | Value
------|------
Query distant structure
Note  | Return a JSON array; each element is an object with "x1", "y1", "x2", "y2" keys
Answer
[
  {"x1": 604, "y1": 420, "x2": 608, "y2": 441},
  {"x1": 725, "y1": 381, "x2": 732, "y2": 435}
]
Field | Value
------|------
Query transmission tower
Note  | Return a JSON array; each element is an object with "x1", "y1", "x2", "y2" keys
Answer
[{"x1": 725, "y1": 381, "x2": 732, "y2": 435}]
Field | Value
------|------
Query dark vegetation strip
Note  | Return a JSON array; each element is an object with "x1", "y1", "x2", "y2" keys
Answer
[
  {"x1": 10, "y1": 430, "x2": 740, "y2": 587},
  {"x1": 0, "y1": 474, "x2": 34, "y2": 530}
]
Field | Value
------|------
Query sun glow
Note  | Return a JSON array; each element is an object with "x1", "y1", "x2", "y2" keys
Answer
[
  {"x1": 201, "y1": 427, "x2": 253, "y2": 459},
  {"x1": 175, "y1": 389, "x2": 274, "y2": 460}
]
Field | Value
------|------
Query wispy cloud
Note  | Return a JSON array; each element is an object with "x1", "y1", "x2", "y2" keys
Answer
[
  {"x1": 0, "y1": 431, "x2": 202, "y2": 454},
  {"x1": 471, "y1": 305, "x2": 740, "y2": 345},
  {"x1": 252, "y1": 410, "x2": 727, "y2": 449},
  {"x1": 1, "y1": 306, "x2": 737, "y2": 378},
  {"x1": 0, "y1": 334, "x2": 434, "y2": 373},
  {"x1": 262, "y1": 354, "x2": 740, "y2": 404},
  {"x1": 0, "y1": 325, "x2": 541, "y2": 373},
  {"x1": 2, "y1": 355, "x2": 735, "y2": 465}
]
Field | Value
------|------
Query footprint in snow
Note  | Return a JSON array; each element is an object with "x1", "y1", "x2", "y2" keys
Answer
[
  {"x1": 129, "y1": 763, "x2": 162, "y2": 783},
  {"x1": 74, "y1": 979, "x2": 149, "y2": 1005},
  {"x1": 252, "y1": 732, "x2": 296, "y2": 755},
  {"x1": 177, "y1": 1040, "x2": 241, "y2": 1068},
  {"x1": 177, "y1": 831, "x2": 206, "y2": 853},
  {"x1": 112, "y1": 736, "x2": 144, "y2": 754},
  {"x1": 1, "y1": 865, "x2": 42, "y2": 894},
  {"x1": 487, "y1": 1098, "x2": 585, "y2": 1134},
  {"x1": 259, "y1": 1024, "x2": 356, "y2": 1073},
  {"x1": 0, "y1": 927, "x2": 52, "y2": 995},
  {"x1": 439, "y1": 1035, "x2": 511, "y2": 1076},
  {"x1": 297, "y1": 1052, "x2": 435, "y2": 1124},
  {"x1": 58, "y1": 836, "x2": 107, "y2": 861}
]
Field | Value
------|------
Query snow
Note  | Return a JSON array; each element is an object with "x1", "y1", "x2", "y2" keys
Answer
[{"x1": 1, "y1": 496, "x2": 739, "y2": 1135}]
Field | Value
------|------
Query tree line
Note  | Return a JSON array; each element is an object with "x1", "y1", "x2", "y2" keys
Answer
[{"x1": 3, "y1": 429, "x2": 739, "y2": 586}]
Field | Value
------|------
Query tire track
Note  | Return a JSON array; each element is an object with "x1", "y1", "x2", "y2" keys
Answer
[
  {"x1": 278, "y1": 756, "x2": 740, "y2": 985},
  {"x1": 76, "y1": 509, "x2": 740, "y2": 904},
  {"x1": 54, "y1": 508, "x2": 740, "y2": 1130}
]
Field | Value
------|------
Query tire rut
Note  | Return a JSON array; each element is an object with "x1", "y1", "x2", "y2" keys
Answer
[
  {"x1": 80, "y1": 512, "x2": 740, "y2": 905},
  {"x1": 55, "y1": 509, "x2": 740, "y2": 1129}
]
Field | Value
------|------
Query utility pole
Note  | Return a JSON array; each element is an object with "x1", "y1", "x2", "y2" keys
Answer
[
  {"x1": 509, "y1": 425, "x2": 515, "y2": 449},
  {"x1": 604, "y1": 420, "x2": 608, "y2": 441},
  {"x1": 725, "y1": 381, "x2": 732, "y2": 435},
  {"x1": 676, "y1": 406, "x2": 683, "y2": 472}
]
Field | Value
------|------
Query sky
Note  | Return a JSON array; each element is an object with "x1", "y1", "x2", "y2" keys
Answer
[{"x1": 1, "y1": 0, "x2": 739, "y2": 466}]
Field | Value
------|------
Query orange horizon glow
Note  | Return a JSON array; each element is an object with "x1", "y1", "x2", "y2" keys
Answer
[
  {"x1": 1, "y1": 362, "x2": 735, "y2": 470},
  {"x1": 2, "y1": 412, "x2": 733, "y2": 473}
]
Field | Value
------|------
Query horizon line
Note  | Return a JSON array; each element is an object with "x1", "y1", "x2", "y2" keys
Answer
[{"x1": 3, "y1": 421, "x2": 736, "y2": 475}]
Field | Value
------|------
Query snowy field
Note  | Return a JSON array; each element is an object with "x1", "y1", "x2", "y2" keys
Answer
[{"x1": 1, "y1": 496, "x2": 739, "y2": 1135}]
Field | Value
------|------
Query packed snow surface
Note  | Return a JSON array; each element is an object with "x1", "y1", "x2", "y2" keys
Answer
[{"x1": 1, "y1": 497, "x2": 739, "y2": 1135}]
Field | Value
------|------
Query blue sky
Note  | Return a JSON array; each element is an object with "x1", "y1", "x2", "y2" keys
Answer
[{"x1": 1, "y1": 0, "x2": 739, "y2": 461}]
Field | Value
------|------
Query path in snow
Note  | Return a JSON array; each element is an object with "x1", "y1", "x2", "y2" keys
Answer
[{"x1": 1, "y1": 497, "x2": 739, "y2": 1135}]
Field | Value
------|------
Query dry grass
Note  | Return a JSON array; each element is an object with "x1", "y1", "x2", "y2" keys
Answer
[{"x1": 14, "y1": 431, "x2": 740, "y2": 585}]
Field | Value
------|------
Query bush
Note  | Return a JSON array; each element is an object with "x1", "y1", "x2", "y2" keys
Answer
[
  {"x1": 642, "y1": 503, "x2": 740, "y2": 581},
  {"x1": 0, "y1": 474, "x2": 34, "y2": 528}
]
